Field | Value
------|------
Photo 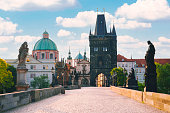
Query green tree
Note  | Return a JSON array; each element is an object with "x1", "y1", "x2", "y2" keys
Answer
[
  {"x1": 6, "y1": 65, "x2": 17, "y2": 92},
  {"x1": 110, "y1": 67, "x2": 127, "y2": 86},
  {"x1": 0, "y1": 59, "x2": 14, "y2": 93},
  {"x1": 156, "y1": 63, "x2": 170, "y2": 94},
  {"x1": 31, "y1": 75, "x2": 50, "y2": 89},
  {"x1": 138, "y1": 82, "x2": 145, "y2": 91}
]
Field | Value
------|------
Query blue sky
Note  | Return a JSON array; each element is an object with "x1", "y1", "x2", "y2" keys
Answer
[{"x1": 0, "y1": 0, "x2": 170, "y2": 60}]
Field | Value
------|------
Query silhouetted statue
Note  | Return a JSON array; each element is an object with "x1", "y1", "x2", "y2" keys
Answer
[
  {"x1": 126, "y1": 68, "x2": 138, "y2": 90},
  {"x1": 145, "y1": 40, "x2": 157, "y2": 92},
  {"x1": 16, "y1": 42, "x2": 29, "y2": 91},
  {"x1": 18, "y1": 42, "x2": 29, "y2": 68}
]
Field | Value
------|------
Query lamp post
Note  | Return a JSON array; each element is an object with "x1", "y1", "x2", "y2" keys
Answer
[
  {"x1": 55, "y1": 57, "x2": 58, "y2": 86},
  {"x1": 62, "y1": 72, "x2": 64, "y2": 86},
  {"x1": 123, "y1": 68, "x2": 127, "y2": 87}
]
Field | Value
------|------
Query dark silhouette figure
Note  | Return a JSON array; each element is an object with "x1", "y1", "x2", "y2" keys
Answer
[
  {"x1": 126, "y1": 68, "x2": 138, "y2": 90},
  {"x1": 145, "y1": 41, "x2": 157, "y2": 92}
]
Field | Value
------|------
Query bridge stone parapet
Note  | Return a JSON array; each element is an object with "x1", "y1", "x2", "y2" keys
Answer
[
  {"x1": 111, "y1": 86, "x2": 170, "y2": 112},
  {"x1": 0, "y1": 86, "x2": 65, "y2": 112},
  {"x1": 65, "y1": 85, "x2": 81, "y2": 90}
]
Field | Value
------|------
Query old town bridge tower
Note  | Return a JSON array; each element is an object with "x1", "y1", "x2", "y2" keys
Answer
[{"x1": 89, "y1": 14, "x2": 117, "y2": 86}]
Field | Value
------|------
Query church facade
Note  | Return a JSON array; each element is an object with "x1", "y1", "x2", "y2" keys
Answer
[
  {"x1": 89, "y1": 14, "x2": 117, "y2": 86},
  {"x1": 6, "y1": 31, "x2": 59, "y2": 86}
]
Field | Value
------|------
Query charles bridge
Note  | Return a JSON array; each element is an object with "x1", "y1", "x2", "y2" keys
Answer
[{"x1": 0, "y1": 86, "x2": 170, "y2": 113}]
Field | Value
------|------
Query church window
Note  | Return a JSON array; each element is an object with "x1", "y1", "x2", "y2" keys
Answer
[
  {"x1": 30, "y1": 65, "x2": 33, "y2": 69},
  {"x1": 30, "y1": 74, "x2": 36, "y2": 78},
  {"x1": 50, "y1": 53, "x2": 53, "y2": 59},
  {"x1": 42, "y1": 53, "x2": 45, "y2": 59},
  {"x1": 122, "y1": 64, "x2": 124, "y2": 67},
  {"x1": 103, "y1": 47, "x2": 107, "y2": 51},
  {"x1": 94, "y1": 47, "x2": 98, "y2": 51},
  {"x1": 30, "y1": 65, "x2": 36, "y2": 70},
  {"x1": 43, "y1": 65, "x2": 46, "y2": 69},
  {"x1": 118, "y1": 64, "x2": 120, "y2": 67}
]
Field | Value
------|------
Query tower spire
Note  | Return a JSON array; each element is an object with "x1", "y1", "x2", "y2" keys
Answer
[
  {"x1": 89, "y1": 28, "x2": 92, "y2": 35},
  {"x1": 94, "y1": 13, "x2": 107, "y2": 35},
  {"x1": 84, "y1": 47, "x2": 87, "y2": 60},
  {"x1": 67, "y1": 46, "x2": 72, "y2": 60},
  {"x1": 112, "y1": 21, "x2": 116, "y2": 36}
]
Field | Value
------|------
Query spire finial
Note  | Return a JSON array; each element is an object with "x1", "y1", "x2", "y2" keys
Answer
[
  {"x1": 103, "y1": 8, "x2": 105, "y2": 15},
  {"x1": 89, "y1": 28, "x2": 91, "y2": 35},
  {"x1": 97, "y1": 8, "x2": 98, "y2": 14}
]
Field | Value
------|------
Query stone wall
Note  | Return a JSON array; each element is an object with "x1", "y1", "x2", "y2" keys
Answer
[
  {"x1": 111, "y1": 86, "x2": 143, "y2": 102},
  {"x1": 0, "y1": 86, "x2": 65, "y2": 112},
  {"x1": 65, "y1": 85, "x2": 81, "y2": 90},
  {"x1": 111, "y1": 86, "x2": 170, "y2": 112}
]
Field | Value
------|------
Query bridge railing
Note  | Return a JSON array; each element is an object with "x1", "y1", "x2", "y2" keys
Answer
[
  {"x1": 0, "y1": 86, "x2": 65, "y2": 112},
  {"x1": 111, "y1": 86, "x2": 170, "y2": 112}
]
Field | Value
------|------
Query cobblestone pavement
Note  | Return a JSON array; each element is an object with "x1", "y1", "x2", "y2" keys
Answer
[{"x1": 5, "y1": 87, "x2": 165, "y2": 113}]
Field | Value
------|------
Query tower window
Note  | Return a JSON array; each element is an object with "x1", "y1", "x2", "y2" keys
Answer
[
  {"x1": 50, "y1": 53, "x2": 53, "y2": 59},
  {"x1": 94, "y1": 47, "x2": 98, "y2": 51},
  {"x1": 103, "y1": 47, "x2": 107, "y2": 51},
  {"x1": 42, "y1": 53, "x2": 45, "y2": 59}
]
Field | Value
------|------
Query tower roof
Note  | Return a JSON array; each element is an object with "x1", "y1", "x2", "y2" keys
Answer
[
  {"x1": 67, "y1": 47, "x2": 72, "y2": 60},
  {"x1": 75, "y1": 52, "x2": 83, "y2": 60},
  {"x1": 94, "y1": 14, "x2": 107, "y2": 35},
  {"x1": 112, "y1": 24, "x2": 116, "y2": 36}
]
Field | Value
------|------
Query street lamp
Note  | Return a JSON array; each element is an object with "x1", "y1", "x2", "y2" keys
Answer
[{"x1": 62, "y1": 72, "x2": 64, "y2": 86}]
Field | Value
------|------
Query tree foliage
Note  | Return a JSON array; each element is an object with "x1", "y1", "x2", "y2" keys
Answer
[
  {"x1": 31, "y1": 75, "x2": 50, "y2": 89},
  {"x1": 156, "y1": 63, "x2": 170, "y2": 94},
  {"x1": 0, "y1": 59, "x2": 14, "y2": 93},
  {"x1": 110, "y1": 67, "x2": 127, "y2": 86},
  {"x1": 6, "y1": 65, "x2": 17, "y2": 92},
  {"x1": 138, "y1": 82, "x2": 145, "y2": 92}
]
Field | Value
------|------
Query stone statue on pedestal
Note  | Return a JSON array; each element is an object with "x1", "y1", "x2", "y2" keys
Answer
[
  {"x1": 16, "y1": 42, "x2": 29, "y2": 91},
  {"x1": 126, "y1": 68, "x2": 138, "y2": 90},
  {"x1": 18, "y1": 42, "x2": 28, "y2": 68},
  {"x1": 145, "y1": 40, "x2": 157, "y2": 92}
]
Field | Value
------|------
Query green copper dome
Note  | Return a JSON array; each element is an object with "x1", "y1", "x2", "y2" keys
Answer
[{"x1": 33, "y1": 38, "x2": 57, "y2": 51}]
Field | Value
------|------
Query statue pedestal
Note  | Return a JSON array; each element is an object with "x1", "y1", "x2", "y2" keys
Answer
[
  {"x1": 16, "y1": 67, "x2": 29, "y2": 91},
  {"x1": 126, "y1": 79, "x2": 138, "y2": 90}
]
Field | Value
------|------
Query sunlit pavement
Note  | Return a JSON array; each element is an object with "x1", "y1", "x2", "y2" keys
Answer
[{"x1": 5, "y1": 87, "x2": 165, "y2": 113}]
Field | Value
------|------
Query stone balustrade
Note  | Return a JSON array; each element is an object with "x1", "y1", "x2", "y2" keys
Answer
[
  {"x1": 111, "y1": 86, "x2": 170, "y2": 112},
  {"x1": 0, "y1": 86, "x2": 65, "y2": 112}
]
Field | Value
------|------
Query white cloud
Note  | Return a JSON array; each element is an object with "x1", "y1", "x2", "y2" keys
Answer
[
  {"x1": 115, "y1": 18, "x2": 151, "y2": 29},
  {"x1": 158, "y1": 37, "x2": 170, "y2": 43},
  {"x1": 0, "y1": 48, "x2": 8, "y2": 52},
  {"x1": 14, "y1": 35, "x2": 41, "y2": 43},
  {"x1": 0, "y1": 36, "x2": 14, "y2": 43},
  {"x1": 81, "y1": 33, "x2": 88, "y2": 39},
  {"x1": 57, "y1": 29, "x2": 75, "y2": 37},
  {"x1": 0, "y1": 0, "x2": 78, "y2": 11},
  {"x1": 117, "y1": 35, "x2": 170, "y2": 58},
  {"x1": 56, "y1": 11, "x2": 151, "y2": 29},
  {"x1": 118, "y1": 35, "x2": 139, "y2": 44},
  {"x1": 67, "y1": 32, "x2": 89, "y2": 57},
  {"x1": 0, "y1": 35, "x2": 41, "y2": 44},
  {"x1": 115, "y1": 0, "x2": 170, "y2": 20},
  {"x1": 0, "y1": 17, "x2": 21, "y2": 35}
]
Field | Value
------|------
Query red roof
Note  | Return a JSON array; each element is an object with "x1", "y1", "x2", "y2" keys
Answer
[{"x1": 117, "y1": 54, "x2": 170, "y2": 67}]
